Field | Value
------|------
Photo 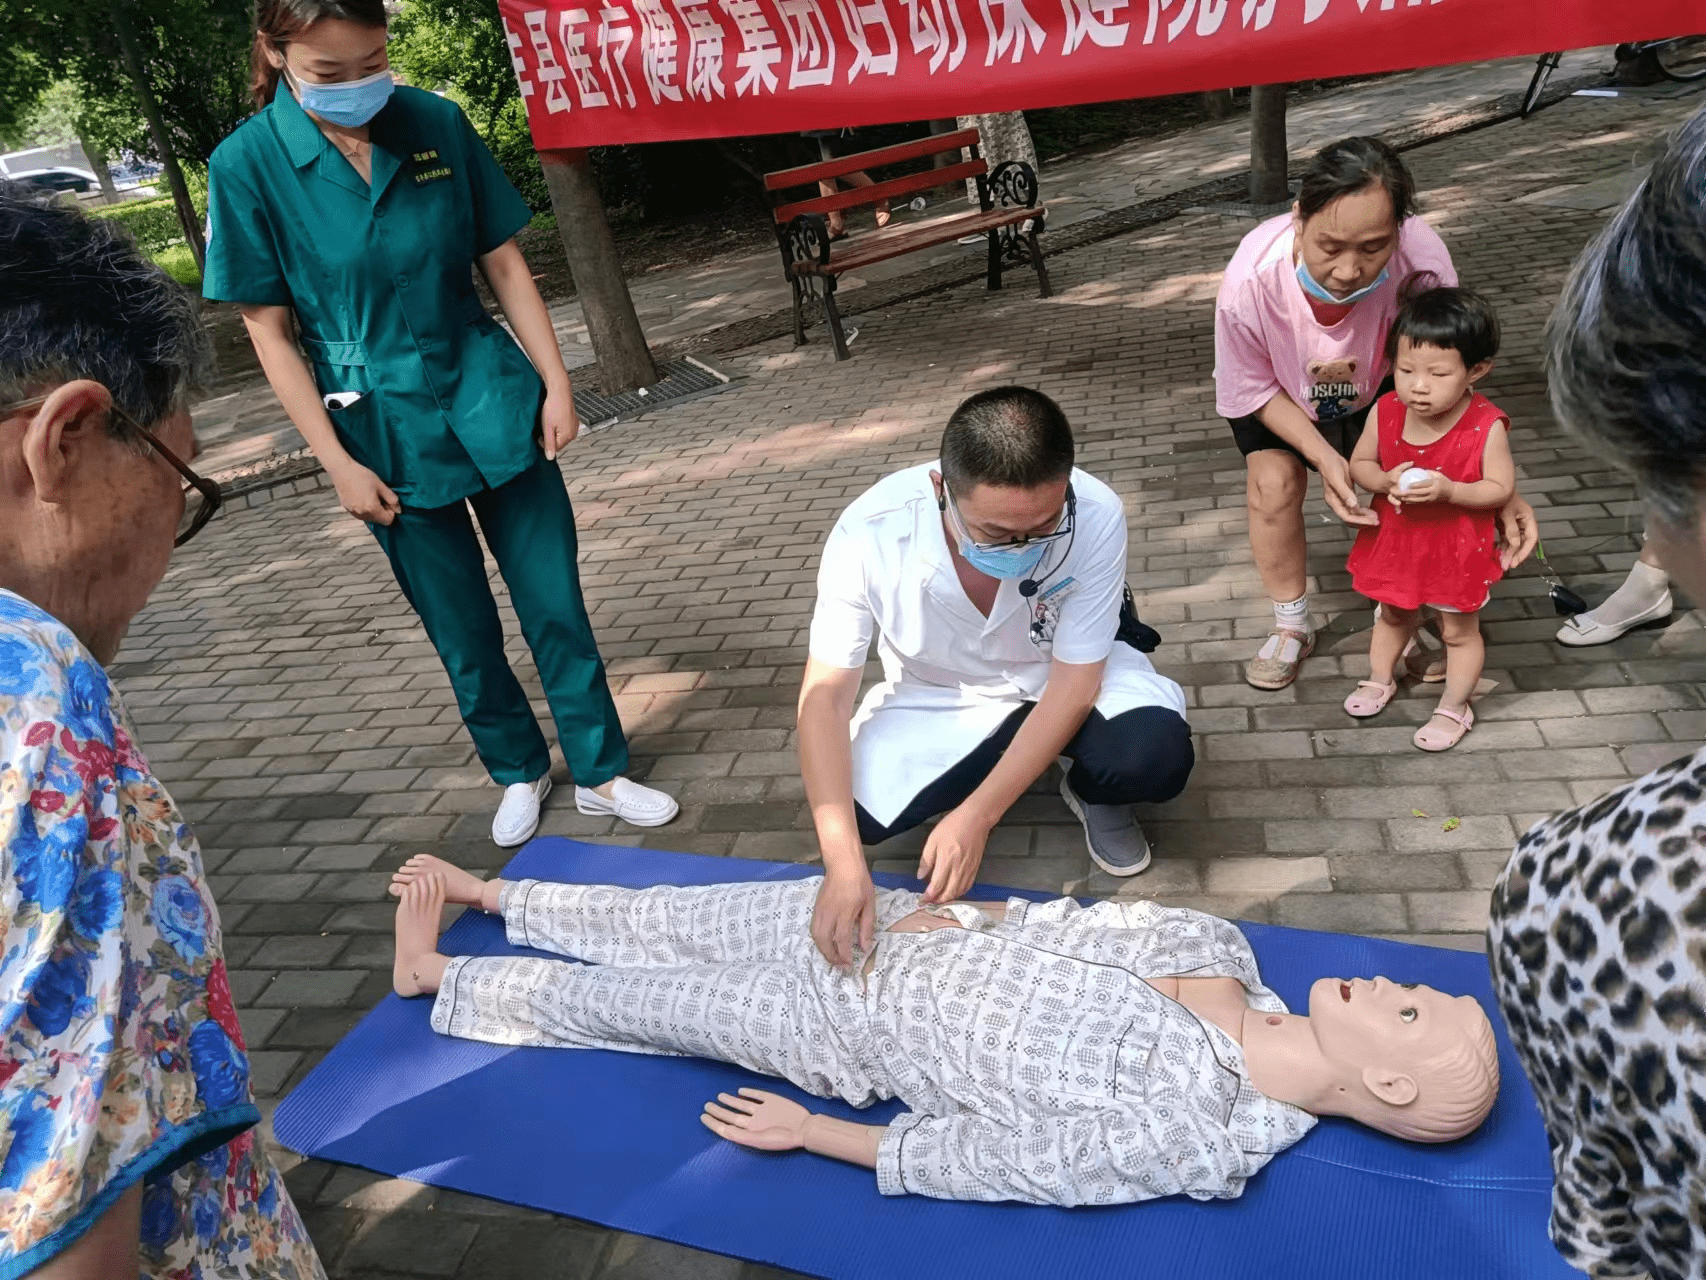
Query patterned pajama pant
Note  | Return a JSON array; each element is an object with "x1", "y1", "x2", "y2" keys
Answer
[{"x1": 431, "y1": 877, "x2": 918, "y2": 1106}]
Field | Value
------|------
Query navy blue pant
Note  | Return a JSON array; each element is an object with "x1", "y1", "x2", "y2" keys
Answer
[{"x1": 855, "y1": 704, "x2": 1194, "y2": 845}]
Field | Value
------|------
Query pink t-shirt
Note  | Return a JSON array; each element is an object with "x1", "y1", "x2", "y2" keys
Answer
[{"x1": 1213, "y1": 213, "x2": 1457, "y2": 423}]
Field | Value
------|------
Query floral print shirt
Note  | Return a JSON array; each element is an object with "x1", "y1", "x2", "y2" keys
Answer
[{"x1": 0, "y1": 590, "x2": 323, "y2": 1279}]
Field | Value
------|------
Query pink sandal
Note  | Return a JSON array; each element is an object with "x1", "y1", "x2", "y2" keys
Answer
[
  {"x1": 1414, "y1": 705, "x2": 1473, "y2": 752},
  {"x1": 1343, "y1": 678, "x2": 1398, "y2": 718}
]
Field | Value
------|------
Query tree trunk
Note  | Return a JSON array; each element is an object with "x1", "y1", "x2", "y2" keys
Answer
[
  {"x1": 79, "y1": 134, "x2": 119, "y2": 203},
  {"x1": 111, "y1": 3, "x2": 205, "y2": 269},
  {"x1": 1198, "y1": 89, "x2": 1235, "y2": 121},
  {"x1": 538, "y1": 148, "x2": 657, "y2": 394},
  {"x1": 1249, "y1": 83, "x2": 1289, "y2": 206}
]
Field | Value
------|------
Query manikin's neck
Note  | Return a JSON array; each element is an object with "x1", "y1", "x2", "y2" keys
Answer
[{"x1": 1238, "y1": 1008, "x2": 1352, "y2": 1118}]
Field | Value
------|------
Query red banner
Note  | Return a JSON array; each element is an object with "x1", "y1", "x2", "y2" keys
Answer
[{"x1": 497, "y1": 0, "x2": 1700, "y2": 148}]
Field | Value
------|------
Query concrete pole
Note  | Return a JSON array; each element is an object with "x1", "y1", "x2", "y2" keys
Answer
[
  {"x1": 1249, "y1": 83, "x2": 1289, "y2": 206},
  {"x1": 537, "y1": 147, "x2": 657, "y2": 393}
]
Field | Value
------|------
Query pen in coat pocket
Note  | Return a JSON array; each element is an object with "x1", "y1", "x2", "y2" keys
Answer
[{"x1": 323, "y1": 391, "x2": 365, "y2": 411}]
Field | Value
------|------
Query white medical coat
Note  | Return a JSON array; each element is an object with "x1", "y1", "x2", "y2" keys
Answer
[{"x1": 808, "y1": 462, "x2": 1187, "y2": 827}]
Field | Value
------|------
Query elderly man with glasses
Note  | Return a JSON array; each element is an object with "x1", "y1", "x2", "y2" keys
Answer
[
  {"x1": 0, "y1": 181, "x2": 322, "y2": 1278},
  {"x1": 799, "y1": 385, "x2": 1194, "y2": 969}
]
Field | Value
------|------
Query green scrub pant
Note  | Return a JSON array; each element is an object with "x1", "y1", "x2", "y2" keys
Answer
[{"x1": 371, "y1": 453, "x2": 628, "y2": 789}]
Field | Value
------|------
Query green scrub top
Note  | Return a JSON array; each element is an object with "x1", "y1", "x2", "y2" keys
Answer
[{"x1": 203, "y1": 84, "x2": 542, "y2": 509}]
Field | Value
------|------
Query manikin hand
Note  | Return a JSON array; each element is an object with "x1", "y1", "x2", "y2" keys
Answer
[
  {"x1": 1496, "y1": 493, "x2": 1538, "y2": 570},
  {"x1": 810, "y1": 864, "x2": 875, "y2": 970},
  {"x1": 701, "y1": 1088, "x2": 809, "y2": 1151},
  {"x1": 918, "y1": 804, "x2": 992, "y2": 903},
  {"x1": 1314, "y1": 451, "x2": 1379, "y2": 527}
]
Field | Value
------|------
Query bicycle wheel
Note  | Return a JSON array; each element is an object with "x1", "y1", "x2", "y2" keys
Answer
[
  {"x1": 1522, "y1": 52, "x2": 1563, "y2": 118},
  {"x1": 1655, "y1": 35, "x2": 1706, "y2": 81}
]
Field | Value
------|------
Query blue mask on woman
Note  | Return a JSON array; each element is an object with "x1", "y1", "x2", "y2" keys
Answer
[
  {"x1": 290, "y1": 67, "x2": 395, "y2": 128},
  {"x1": 1295, "y1": 259, "x2": 1389, "y2": 306},
  {"x1": 959, "y1": 539, "x2": 1049, "y2": 581}
]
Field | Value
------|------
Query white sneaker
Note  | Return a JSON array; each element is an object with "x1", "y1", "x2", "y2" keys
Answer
[
  {"x1": 492, "y1": 776, "x2": 552, "y2": 847},
  {"x1": 574, "y1": 777, "x2": 680, "y2": 828}
]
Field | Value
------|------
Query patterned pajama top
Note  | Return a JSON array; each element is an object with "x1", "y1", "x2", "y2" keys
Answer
[
  {"x1": 0, "y1": 590, "x2": 323, "y2": 1278},
  {"x1": 435, "y1": 877, "x2": 1316, "y2": 1207}
]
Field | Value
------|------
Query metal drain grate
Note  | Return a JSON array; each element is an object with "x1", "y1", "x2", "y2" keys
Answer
[{"x1": 572, "y1": 355, "x2": 733, "y2": 431}]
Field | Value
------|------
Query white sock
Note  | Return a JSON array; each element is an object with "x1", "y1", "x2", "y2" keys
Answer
[
  {"x1": 1272, "y1": 594, "x2": 1310, "y2": 634},
  {"x1": 1587, "y1": 559, "x2": 1671, "y2": 626}
]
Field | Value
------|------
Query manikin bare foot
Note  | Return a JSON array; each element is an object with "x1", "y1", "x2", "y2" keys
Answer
[
  {"x1": 393, "y1": 874, "x2": 452, "y2": 998},
  {"x1": 389, "y1": 853, "x2": 503, "y2": 913}
]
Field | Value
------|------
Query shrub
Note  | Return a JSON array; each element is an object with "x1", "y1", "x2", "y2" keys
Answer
[
  {"x1": 90, "y1": 196, "x2": 191, "y2": 254},
  {"x1": 150, "y1": 243, "x2": 201, "y2": 287}
]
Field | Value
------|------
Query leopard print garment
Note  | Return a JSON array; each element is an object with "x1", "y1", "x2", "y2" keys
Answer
[{"x1": 1488, "y1": 746, "x2": 1706, "y2": 1280}]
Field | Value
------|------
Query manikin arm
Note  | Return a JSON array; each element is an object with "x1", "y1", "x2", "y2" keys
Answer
[
  {"x1": 702, "y1": 1089, "x2": 882, "y2": 1169},
  {"x1": 703, "y1": 1089, "x2": 1250, "y2": 1206}
]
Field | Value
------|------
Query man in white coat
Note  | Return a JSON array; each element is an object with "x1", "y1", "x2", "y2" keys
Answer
[{"x1": 798, "y1": 386, "x2": 1193, "y2": 968}]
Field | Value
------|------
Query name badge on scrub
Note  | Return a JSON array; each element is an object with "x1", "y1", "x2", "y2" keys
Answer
[
  {"x1": 412, "y1": 149, "x2": 452, "y2": 185},
  {"x1": 1029, "y1": 576, "x2": 1076, "y2": 647}
]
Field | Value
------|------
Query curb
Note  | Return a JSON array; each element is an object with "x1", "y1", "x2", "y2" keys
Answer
[{"x1": 208, "y1": 67, "x2": 1607, "y2": 514}]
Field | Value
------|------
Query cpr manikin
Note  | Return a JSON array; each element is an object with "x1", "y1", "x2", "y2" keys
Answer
[{"x1": 389, "y1": 855, "x2": 1499, "y2": 1206}]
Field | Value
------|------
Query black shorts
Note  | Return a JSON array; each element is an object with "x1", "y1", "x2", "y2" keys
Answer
[{"x1": 1226, "y1": 376, "x2": 1395, "y2": 471}]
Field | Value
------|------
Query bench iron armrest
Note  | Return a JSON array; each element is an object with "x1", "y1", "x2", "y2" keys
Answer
[
  {"x1": 784, "y1": 212, "x2": 833, "y2": 271},
  {"x1": 988, "y1": 161, "x2": 1044, "y2": 230}
]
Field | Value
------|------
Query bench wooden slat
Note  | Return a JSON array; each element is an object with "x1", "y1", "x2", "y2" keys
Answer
[
  {"x1": 763, "y1": 128, "x2": 982, "y2": 191},
  {"x1": 790, "y1": 206, "x2": 1045, "y2": 276},
  {"x1": 772, "y1": 160, "x2": 987, "y2": 225}
]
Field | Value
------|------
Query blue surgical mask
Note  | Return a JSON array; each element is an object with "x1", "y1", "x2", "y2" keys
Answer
[
  {"x1": 289, "y1": 67, "x2": 394, "y2": 128},
  {"x1": 1295, "y1": 259, "x2": 1389, "y2": 306},
  {"x1": 960, "y1": 539, "x2": 1049, "y2": 580}
]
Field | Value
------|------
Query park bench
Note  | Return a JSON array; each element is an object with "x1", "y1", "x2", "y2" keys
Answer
[{"x1": 763, "y1": 127, "x2": 1052, "y2": 360}]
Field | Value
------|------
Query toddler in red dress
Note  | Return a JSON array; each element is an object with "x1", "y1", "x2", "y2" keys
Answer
[{"x1": 1343, "y1": 288, "x2": 1515, "y2": 751}]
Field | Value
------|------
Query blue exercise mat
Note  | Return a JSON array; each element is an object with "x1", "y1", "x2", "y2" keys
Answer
[{"x1": 274, "y1": 838, "x2": 1573, "y2": 1280}]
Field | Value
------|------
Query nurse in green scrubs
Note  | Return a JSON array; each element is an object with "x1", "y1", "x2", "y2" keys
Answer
[{"x1": 204, "y1": 0, "x2": 677, "y2": 845}]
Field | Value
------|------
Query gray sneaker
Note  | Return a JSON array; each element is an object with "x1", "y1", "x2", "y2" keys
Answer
[{"x1": 1059, "y1": 774, "x2": 1151, "y2": 876}]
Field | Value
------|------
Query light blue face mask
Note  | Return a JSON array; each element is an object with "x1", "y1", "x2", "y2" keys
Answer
[
  {"x1": 290, "y1": 66, "x2": 395, "y2": 128},
  {"x1": 960, "y1": 539, "x2": 1049, "y2": 581},
  {"x1": 1295, "y1": 259, "x2": 1389, "y2": 306}
]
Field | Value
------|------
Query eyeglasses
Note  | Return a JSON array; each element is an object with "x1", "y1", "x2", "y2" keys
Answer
[
  {"x1": 944, "y1": 483, "x2": 1076, "y2": 552},
  {"x1": 2, "y1": 394, "x2": 222, "y2": 547}
]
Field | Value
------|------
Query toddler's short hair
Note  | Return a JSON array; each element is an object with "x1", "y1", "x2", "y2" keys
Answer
[{"x1": 1386, "y1": 287, "x2": 1501, "y2": 369}]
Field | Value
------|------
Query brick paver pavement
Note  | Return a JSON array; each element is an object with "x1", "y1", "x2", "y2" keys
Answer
[{"x1": 116, "y1": 81, "x2": 1706, "y2": 1277}]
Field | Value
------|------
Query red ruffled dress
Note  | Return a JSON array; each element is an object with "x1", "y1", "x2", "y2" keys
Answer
[{"x1": 1347, "y1": 391, "x2": 1507, "y2": 613}]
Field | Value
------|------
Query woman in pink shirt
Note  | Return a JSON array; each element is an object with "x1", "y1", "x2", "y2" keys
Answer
[{"x1": 1213, "y1": 137, "x2": 1537, "y2": 690}]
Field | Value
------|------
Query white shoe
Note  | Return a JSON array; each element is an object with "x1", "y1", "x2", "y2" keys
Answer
[
  {"x1": 1556, "y1": 590, "x2": 1673, "y2": 646},
  {"x1": 492, "y1": 776, "x2": 551, "y2": 847},
  {"x1": 575, "y1": 777, "x2": 680, "y2": 828}
]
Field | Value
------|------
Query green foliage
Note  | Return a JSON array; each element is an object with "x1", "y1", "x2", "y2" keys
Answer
[
  {"x1": 89, "y1": 195, "x2": 193, "y2": 254},
  {"x1": 0, "y1": 0, "x2": 251, "y2": 168},
  {"x1": 391, "y1": 0, "x2": 550, "y2": 211},
  {"x1": 0, "y1": 45, "x2": 51, "y2": 147},
  {"x1": 151, "y1": 242, "x2": 201, "y2": 286}
]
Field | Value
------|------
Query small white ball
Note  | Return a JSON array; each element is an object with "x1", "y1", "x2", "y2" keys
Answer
[{"x1": 1397, "y1": 467, "x2": 1435, "y2": 493}]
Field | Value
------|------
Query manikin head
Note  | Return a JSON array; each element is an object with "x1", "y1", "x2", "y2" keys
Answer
[
  {"x1": 931, "y1": 386, "x2": 1074, "y2": 581},
  {"x1": 1248, "y1": 976, "x2": 1499, "y2": 1143}
]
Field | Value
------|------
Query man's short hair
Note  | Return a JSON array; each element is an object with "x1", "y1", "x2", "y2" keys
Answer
[
  {"x1": 0, "y1": 180, "x2": 208, "y2": 431},
  {"x1": 940, "y1": 386, "x2": 1074, "y2": 493}
]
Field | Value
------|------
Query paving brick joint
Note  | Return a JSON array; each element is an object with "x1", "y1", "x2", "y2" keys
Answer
[{"x1": 117, "y1": 58, "x2": 1706, "y2": 1279}]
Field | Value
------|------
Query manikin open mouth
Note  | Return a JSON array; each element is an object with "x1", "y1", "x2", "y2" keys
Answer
[{"x1": 1340, "y1": 981, "x2": 1352, "y2": 1002}]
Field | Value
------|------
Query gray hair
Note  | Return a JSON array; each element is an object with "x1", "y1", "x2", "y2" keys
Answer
[
  {"x1": 1545, "y1": 107, "x2": 1706, "y2": 528},
  {"x1": 0, "y1": 180, "x2": 210, "y2": 432}
]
